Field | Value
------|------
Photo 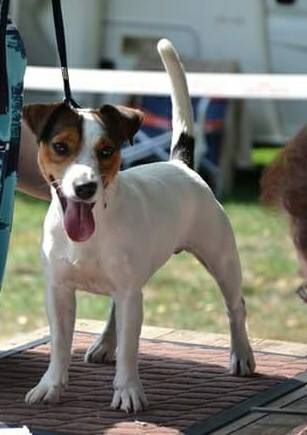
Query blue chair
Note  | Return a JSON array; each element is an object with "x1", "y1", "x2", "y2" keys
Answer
[{"x1": 121, "y1": 95, "x2": 228, "y2": 197}]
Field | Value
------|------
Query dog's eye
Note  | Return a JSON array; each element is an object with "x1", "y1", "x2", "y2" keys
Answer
[
  {"x1": 52, "y1": 142, "x2": 69, "y2": 156},
  {"x1": 97, "y1": 146, "x2": 115, "y2": 159}
]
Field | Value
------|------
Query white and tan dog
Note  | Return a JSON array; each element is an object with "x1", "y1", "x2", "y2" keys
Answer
[{"x1": 23, "y1": 39, "x2": 255, "y2": 413}]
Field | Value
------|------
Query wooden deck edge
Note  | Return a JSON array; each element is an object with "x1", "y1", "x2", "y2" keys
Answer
[{"x1": 0, "y1": 318, "x2": 306, "y2": 357}]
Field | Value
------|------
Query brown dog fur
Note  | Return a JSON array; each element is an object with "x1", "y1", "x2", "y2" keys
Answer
[{"x1": 261, "y1": 126, "x2": 307, "y2": 262}]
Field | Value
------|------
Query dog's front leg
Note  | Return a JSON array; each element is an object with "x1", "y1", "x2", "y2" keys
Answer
[
  {"x1": 25, "y1": 284, "x2": 76, "y2": 405},
  {"x1": 111, "y1": 290, "x2": 148, "y2": 413}
]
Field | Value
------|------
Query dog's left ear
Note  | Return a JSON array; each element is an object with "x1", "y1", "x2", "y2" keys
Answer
[
  {"x1": 99, "y1": 104, "x2": 143, "y2": 145},
  {"x1": 23, "y1": 102, "x2": 64, "y2": 140}
]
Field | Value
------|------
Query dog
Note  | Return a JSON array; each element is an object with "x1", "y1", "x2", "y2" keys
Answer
[
  {"x1": 262, "y1": 126, "x2": 307, "y2": 297},
  {"x1": 22, "y1": 39, "x2": 255, "y2": 413}
]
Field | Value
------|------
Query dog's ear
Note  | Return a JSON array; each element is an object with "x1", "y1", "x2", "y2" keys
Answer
[
  {"x1": 99, "y1": 104, "x2": 144, "y2": 145},
  {"x1": 23, "y1": 102, "x2": 64, "y2": 141}
]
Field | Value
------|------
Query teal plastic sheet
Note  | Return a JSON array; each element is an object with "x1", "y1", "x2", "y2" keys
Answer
[{"x1": 0, "y1": 17, "x2": 26, "y2": 288}]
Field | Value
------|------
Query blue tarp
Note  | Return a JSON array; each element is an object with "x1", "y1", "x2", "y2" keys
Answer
[{"x1": 0, "y1": 15, "x2": 26, "y2": 288}]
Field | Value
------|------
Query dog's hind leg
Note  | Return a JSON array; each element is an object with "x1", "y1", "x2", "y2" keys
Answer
[
  {"x1": 190, "y1": 218, "x2": 255, "y2": 376},
  {"x1": 84, "y1": 299, "x2": 116, "y2": 363}
]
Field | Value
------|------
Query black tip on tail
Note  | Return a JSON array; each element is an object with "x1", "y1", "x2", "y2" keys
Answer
[{"x1": 171, "y1": 132, "x2": 195, "y2": 169}]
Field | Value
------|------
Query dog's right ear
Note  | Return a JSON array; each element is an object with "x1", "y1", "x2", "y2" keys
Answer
[{"x1": 23, "y1": 102, "x2": 63, "y2": 141}]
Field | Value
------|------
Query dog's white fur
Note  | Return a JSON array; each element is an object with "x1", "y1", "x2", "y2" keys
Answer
[
  {"x1": 25, "y1": 39, "x2": 255, "y2": 412},
  {"x1": 157, "y1": 39, "x2": 194, "y2": 146}
]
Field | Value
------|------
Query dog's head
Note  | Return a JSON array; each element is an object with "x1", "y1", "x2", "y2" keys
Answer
[{"x1": 23, "y1": 102, "x2": 143, "y2": 242}]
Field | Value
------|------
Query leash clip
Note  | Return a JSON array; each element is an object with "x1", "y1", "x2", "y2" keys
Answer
[
  {"x1": 52, "y1": 0, "x2": 80, "y2": 108},
  {"x1": 61, "y1": 66, "x2": 69, "y2": 81}
]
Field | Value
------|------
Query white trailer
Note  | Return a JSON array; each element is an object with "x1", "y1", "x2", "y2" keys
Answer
[{"x1": 11, "y1": 0, "x2": 307, "y2": 145}]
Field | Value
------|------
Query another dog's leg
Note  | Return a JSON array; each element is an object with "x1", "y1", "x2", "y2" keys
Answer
[
  {"x1": 25, "y1": 284, "x2": 76, "y2": 404},
  {"x1": 111, "y1": 291, "x2": 148, "y2": 413},
  {"x1": 84, "y1": 299, "x2": 116, "y2": 363}
]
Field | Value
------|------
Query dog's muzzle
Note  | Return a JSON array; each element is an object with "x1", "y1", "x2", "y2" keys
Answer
[{"x1": 51, "y1": 178, "x2": 96, "y2": 243}]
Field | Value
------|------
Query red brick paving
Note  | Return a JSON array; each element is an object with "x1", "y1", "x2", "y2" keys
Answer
[{"x1": 0, "y1": 332, "x2": 306, "y2": 434}]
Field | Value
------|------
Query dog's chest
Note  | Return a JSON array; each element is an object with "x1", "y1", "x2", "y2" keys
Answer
[
  {"x1": 63, "y1": 239, "x2": 123, "y2": 293},
  {"x1": 43, "y1": 220, "x2": 132, "y2": 294},
  {"x1": 68, "y1": 260, "x2": 111, "y2": 294}
]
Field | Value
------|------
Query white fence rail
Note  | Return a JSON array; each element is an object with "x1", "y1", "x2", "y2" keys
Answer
[{"x1": 24, "y1": 66, "x2": 307, "y2": 100}]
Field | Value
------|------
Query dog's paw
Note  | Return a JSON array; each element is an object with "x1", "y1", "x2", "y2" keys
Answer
[
  {"x1": 111, "y1": 381, "x2": 148, "y2": 413},
  {"x1": 25, "y1": 370, "x2": 68, "y2": 405},
  {"x1": 229, "y1": 344, "x2": 256, "y2": 376},
  {"x1": 84, "y1": 335, "x2": 116, "y2": 364},
  {"x1": 25, "y1": 380, "x2": 65, "y2": 405}
]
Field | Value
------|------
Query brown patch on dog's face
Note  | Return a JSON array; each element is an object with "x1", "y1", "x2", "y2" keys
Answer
[
  {"x1": 38, "y1": 128, "x2": 81, "y2": 184},
  {"x1": 23, "y1": 102, "x2": 144, "y2": 192},
  {"x1": 94, "y1": 104, "x2": 143, "y2": 186},
  {"x1": 23, "y1": 103, "x2": 82, "y2": 184},
  {"x1": 94, "y1": 138, "x2": 121, "y2": 187}
]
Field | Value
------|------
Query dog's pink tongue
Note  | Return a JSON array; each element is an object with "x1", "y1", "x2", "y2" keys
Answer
[{"x1": 64, "y1": 200, "x2": 95, "y2": 242}]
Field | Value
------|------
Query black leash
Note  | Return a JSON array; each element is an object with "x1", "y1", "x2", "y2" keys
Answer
[
  {"x1": 1, "y1": 0, "x2": 79, "y2": 112},
  {"x1": 51, "y1": 0, "x2": 80, "y2": 108},
  {"x1": 0, "y1": 0, "x2": 10, "y2": 114}
]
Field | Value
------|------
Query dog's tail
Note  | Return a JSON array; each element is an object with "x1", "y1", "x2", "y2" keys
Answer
[{"x1": 157, "y1": 39, "x2": 195, "y2": 169}]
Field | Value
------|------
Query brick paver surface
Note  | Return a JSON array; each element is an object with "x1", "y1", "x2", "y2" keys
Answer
[{"x1": 0, "y1": 332, "x2": 306, "y2": 434}]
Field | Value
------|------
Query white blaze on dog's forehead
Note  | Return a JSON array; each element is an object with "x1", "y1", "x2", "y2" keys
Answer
[{"x1": 79, "y1": 110, "x2": 104, "y2": 148}]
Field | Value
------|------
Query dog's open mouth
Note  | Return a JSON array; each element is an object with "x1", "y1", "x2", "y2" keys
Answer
[
  {"x1": 64, "y1": 199, "x2": 95, "y2": 243},
  {"x1": 52, "y1": 181, "x2": 95, "y2": 243}
]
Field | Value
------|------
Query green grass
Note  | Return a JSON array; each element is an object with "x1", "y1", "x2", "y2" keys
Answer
[
  {"x1": 252, "y1": 147, "x2": 280, "y2": 166},
  {"x1": 0, "y1": 186, "x2": 306, "y2": 343}
]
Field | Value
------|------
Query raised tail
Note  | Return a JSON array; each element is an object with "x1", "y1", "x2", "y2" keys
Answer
[{"x1": 157, "y1": 39, "x2": 195, "y2": 169}]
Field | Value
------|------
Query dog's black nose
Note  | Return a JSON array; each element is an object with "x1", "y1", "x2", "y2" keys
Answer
[{"x1": 74, "y1": 182, "x2": 97, "y2": 200}]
